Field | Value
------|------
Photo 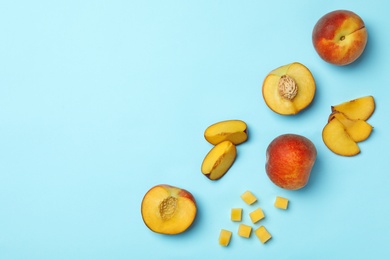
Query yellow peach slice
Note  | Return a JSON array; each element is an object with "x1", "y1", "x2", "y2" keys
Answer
[
  {"x1": 262, "y1": 62, "x2": 316, "y2": 115},
  {"x1": 322, "y1": 118, "x2": 360, "y2": 156},
  {"x1": 204, "y1": 120, "x2": 248, "y2": 145},
  {"x1": 329, "y1": 112, "x2": 373, "y2": 142},
  {"x1": 331, "y1": 96, "x2": 375, "y2": 120},
  {"x1": 201, "y1": 140, "x2": 237, "y2": 180}
]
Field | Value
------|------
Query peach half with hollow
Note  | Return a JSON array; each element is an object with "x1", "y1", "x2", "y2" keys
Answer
[
  {"x1": 312, "y1": 10, "x2": 367, "y2": 66},
  {"x1": 141, "y1": 184, "x2": 197, "y2": 235},
  {"x1": 265, "y1": 134, "x2": 317, "y2": 190},
  {"x1": 262, "y1": 62, "x2": 316, "y2": 115}
]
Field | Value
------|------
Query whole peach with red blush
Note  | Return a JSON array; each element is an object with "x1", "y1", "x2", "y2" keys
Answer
[
  {"x1": 265, "y1": 134, "x2": 317, "y2": 190},
  {"x1": 312, "y1": 10, "x2": 367, "y2": 66}
]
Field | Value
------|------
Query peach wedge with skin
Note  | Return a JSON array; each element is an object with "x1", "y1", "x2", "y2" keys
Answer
[
  {"x1": 262, "y1": 62, "x2": 316, "y2": 115},
  {"x1": 201, "y1": 140, "x2": 237, "y2": 180},
  {"x1": 329, "y1": 112, "x2": 373, "y2": 142},
  {"x1": 322, "y1": 118, "x2": 360, "y2": 156},
  {"x1": 331, "y1": 96, "x2": 375, "y2": 121},
  {"x1": 141, "y1": 184, "x2": 197, "y2": 235},
  {"x1": 204, "y1": 120, "x2": 248, "y2": 145}
]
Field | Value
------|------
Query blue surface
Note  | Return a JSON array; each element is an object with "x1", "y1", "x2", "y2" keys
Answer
[{"x1": 1, "y1": 1, "x2": 389, "y2": 259}]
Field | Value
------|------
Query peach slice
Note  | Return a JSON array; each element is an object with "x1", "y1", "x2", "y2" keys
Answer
[
  {"x1": 322, "y1": 118, "x2": 360, "y2": 156},
  {"x1": 141, "y1": 184, "x2": 197, "y2": 235},
  {"x1": 329, "y1": 112, "x2": 373, "y2": 142},
  {"x1": 201, "y1": 140, "x2": 237, "y2": 180},
  {"x1": 331, "y1": 96, "x2": 375, "y2": 120},
  {"x1": 262, "y1": 62, "x2": 316, "y2": 115},
  {"x1": 204, "y1": 120, "x2": 248, "y2": 145}
]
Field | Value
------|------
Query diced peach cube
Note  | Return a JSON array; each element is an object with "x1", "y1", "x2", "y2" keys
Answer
[
  {"x1": 249, "y1": 208, "x2": 265, "y2": 223},
  {"x1": 219, "y1": 229, "x2": 232, "y2": 246},
  {"x1": 231, "y1": 208, "x2": 243, "y2": 222},
  {"x1": 238, "y1": 224, "x2": 252, "y2": 238},
  {"x1": 274, "y1": 196, "x2": 289, "y2": 210},
  {"x1": 240, "y1": 190, "x2": 257, "y2": 205},
  {"x1": 255, "y1": 226, "x2": 272, "y2": 244}
]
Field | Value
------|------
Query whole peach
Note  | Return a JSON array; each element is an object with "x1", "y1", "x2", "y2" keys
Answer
[
  {"x1": 265, "y1": 134, "x2": 317, "y2": 190},
  {"x1": 312, "y1": 10, "x2": 367, "y2": 66}
]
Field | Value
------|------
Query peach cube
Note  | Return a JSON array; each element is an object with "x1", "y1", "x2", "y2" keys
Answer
[
  {"x1": 240, "y1": 190, "x2": 257, "y2": 205},
  {"x1": 274, "y1": 196, "x2": 289, "y2": 210},
  {"x1": 249, "y1": 208, "x2": 265, "y2": 223},
  {"x1": 231, "y1": 208, "x2": 243, "y2": 222},
  {"x1": 219, "y1": 229, "x2": 232, "y2": 246},
  {"x1": 238, "y1": 224, "x2": 252, "y2": 238},
  {"x1": 255, "y1": 226, "x2": 272, "y2": 244}
]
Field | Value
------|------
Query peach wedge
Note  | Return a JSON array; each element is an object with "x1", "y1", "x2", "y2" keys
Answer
[
  {"x1": 322, "y1": 118, "x2": 360, "y2": 156},
  {"x1": 201, "y1": 140, "x2": 237, "y2": 180},
  {"x1": 329, "y1": 112, "x2": 373, "y2": 142},
  {"x1": 204, "y1": 120, "x2": 248, "y2": 145},
  {"x1": 262, "y1": 62, "x2": 316, "y2": 115},
  {"x1": 331, "y1": 96, "x2": 375, "y2": 120},
  {"x1": 141, "y1": 184, "x2": 197, "y2": 235}
]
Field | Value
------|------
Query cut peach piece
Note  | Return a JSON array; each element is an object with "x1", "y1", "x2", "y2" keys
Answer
[
  {"x1": 219, "y1": 229, "x2": 232, "y2": 246},
  {"x1": 249, "y1": 208, "x2": 265, "y2": 223},
  {"x1": 322, "y1": 118, "x2": 360, "y2": 156},
  {"x1": 201, "y1": 140, "x2": 237, "y2": 180},
  {"x1": 240, "y1": 190, "x2": 257, "y2": 205},
  {"x1": 141, "y1": 184, "x2": 197, "y2": 235},
  {"x1": 255, "y1": 226, "x2": 272, "y2": 244},
  {"x1": 274, "y1": 196, "x2": 289, "y2": 210},
  {"x1": 331, "y1": 96, "x2": 375, "y2": 120},
  {"x1": 204, "y1": 120, "x2": 248, "y2": 145},
  {"x1": 329, "y1": 112, "x2": 373, "y2": 142},
  {"x1": 262, "y1": 62, "x2": 316, "y2": 115},
  {"x1": 231, "y1": 208, "x2": 243, "y2": 222},
  {"x1": 238, "y1": 224, "x2": 252, "y2": 238}
]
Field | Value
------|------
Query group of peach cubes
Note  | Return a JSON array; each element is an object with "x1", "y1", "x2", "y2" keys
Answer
[{"x1": 219, "y1": 190, "x2": 288, "y2": 246}]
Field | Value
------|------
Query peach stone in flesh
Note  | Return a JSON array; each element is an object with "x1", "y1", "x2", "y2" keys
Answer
[{"x1": 141, "y1": 184, "x2": 197, "y2": 235}]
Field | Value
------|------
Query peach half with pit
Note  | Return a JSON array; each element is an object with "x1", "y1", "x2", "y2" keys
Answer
[
  {"x1": 141, "y1": 184, "x2": 197, "y2": 235},
  {"x1": 262, "y1": 62, "x2": 316, "y2": 115}
]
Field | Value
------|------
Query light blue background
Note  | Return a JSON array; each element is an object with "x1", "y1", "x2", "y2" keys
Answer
[{"x1": 1, "y1": 1, "x2": 389, "y2": 259}]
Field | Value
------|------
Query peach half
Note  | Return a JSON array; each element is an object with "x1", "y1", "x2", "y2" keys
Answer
[
  {"x1": 141, "y1": 184, "x2": 197, "y2": 235},
  {"x1": 262, "y1": 62, "x2": 316, "y2": 115}
]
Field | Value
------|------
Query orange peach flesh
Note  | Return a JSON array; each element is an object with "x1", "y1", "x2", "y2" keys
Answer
[
  {"x1": 141, "y1": 185, "x2": 197, "y2": 235},
  {"x1": 313, "y1": 10, "x2": 367, "y2": 65}
]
